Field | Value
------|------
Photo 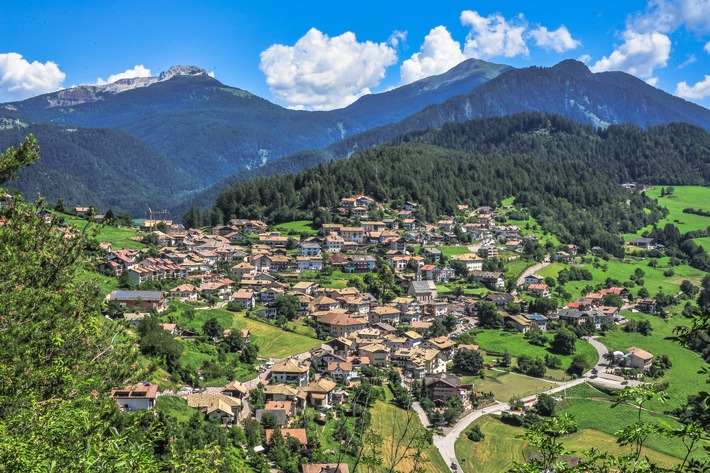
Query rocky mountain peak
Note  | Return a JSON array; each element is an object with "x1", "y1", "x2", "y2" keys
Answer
[{"x1": 158, "y1": 65, "x2": 209, "y2": 81}]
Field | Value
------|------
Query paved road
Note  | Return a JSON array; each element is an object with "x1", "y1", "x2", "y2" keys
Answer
[
  {"x1": 433, "y1": 334, "x2": 645, "y2": 471},
  {"x1": 515, "y1": 260, "x2": 551, "y2": 290}
]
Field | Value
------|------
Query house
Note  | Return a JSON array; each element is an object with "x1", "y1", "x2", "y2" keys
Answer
[
  {"x1": 528, "y1": 283, "x2": 550, "y2": 298},
  {"x1": 636, "y1": 299, "x2": 657, "y2": 314},
  {"x1": 421, "y1": 336, "x2": 455, "y2": 360},
  {"x1": 344, "y1": 256, "x2": 377, "y2": 273},
  {"x1": 111, "y1": 383, "x2": 158, "y2": 411},
  {"x1": 316, "y1": 313, "x2": 367, "y2": 338},
  {"x1": 470, "y1": 271, "x2": 505, "y2": 291},
  {"x1": 297, "y1": 242, "x2": 322, "y2": 257},
  {"x1": 368, "y1": 306, "x2": 401, "y2": 326},
  {"x1": 326, "y1": 337, "x2": 355, "y2": 357},
  {"x1": 187, "y1": 393, "x2": 242, "y2": 425},
  {"x1": 452, "y1": 253, "x2": 484, "y2": 272},
  {"x1": 524, "y1": 273, "x2": 545, "y2": 285},
  {"x1": 630, "y1": 237, "x2": 656, "y2": 249},
  {"x1": 231, "y1": 262, "x2": 256, "y2": 280},
  {"x1": 424, "y1": 373, "x2": 473, "y2": 404},
  {"x1": 161, "y1": 323, "x2": 178, "y2": 335},
  {"x1": 556, "y1": 309, "x2": 594, "y2": 326},
  {"x1": 484, "y1": 293, "x2": 514, "y2": 308},
  {"x1": 300, "y1": 379, "x2": 338, "y2": 407},
  {"x1": 394, "y1": 347, "x2": 447, "y2": 378},
  {"x1": 340, "y1": 227, "x2": 365, "y2": 243},
  {"x1": 302, "y1": 464, "x2": 350, "y2": 473},
  {"x1": 270, "y1": 359, "x2": 310, "y2": 387},
  {"x1": 264, "y1": 384, "x2": 299, "y2": 402},
  {"x1": 358, "y1": 343, "x2": 390, "y2": 367},
  {"x1": 421, "y1": 247, "x2": 441, "y2": 261},
  {"x1": 108, "y1": 290, "x2": 167, "y2": 312},
  {"x1": 266, "y1": 428, "x2": 308, "y2": 446},
  {"x1": 324, "y1": 233, "x2": 345, "y2": 253},
  {"x1": 627, "y1": 347, "x2": 654, "y2": 370},
  {"x1": 222, "y1": 380, "x2": 248, "y2": 399},
  {"x1": 408, "y1": 280, "x2": 438, "y2": 302},
  {"x1": 526, "y1": 314, "x2": 548, "y2": 331},
  {"x1": 170, "y1": 284, "x2": 199, "y2": 302},
  {"x1": 231, "y1": 289, "x2": 256, "y2": 310}
]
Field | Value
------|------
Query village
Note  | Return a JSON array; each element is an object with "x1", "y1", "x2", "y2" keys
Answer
[{"x1": 79, "y1": 193, "x2": 670, "y2": 472}]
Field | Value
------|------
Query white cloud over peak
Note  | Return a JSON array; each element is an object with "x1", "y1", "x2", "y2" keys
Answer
[
  {"x1": 95, "y1": 65, "x2": 152, "y2": 85},
  {"x1": 259, "y1": 28, "x2": 397, "y2": 110},
  {"x1": 460, "y1": 10, "x2": 529, "y2": 59},
  {"x1": 675, "y1": 75, "x2": 710, "y2": 99},
  {"x1": 400, "y1": 26, "x2": 466, "y2": 84},
  {"x1": 529, "y1": 25, "x2": 581, "y2": 53},
  {"x1": 0, "y1": 52, "x2": 65, "y2": 102},
  {"x1": 591, "y1": 31, "x2": 671, "y2": 78}
]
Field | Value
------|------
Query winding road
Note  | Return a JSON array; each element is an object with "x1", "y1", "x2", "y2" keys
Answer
[{"x1": 431, "y1": 335, "x2": 639, "y2": 471}]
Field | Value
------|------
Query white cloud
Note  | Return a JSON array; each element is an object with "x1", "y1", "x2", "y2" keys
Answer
[
  {"x1": 529, "y1": 25, "x2": 581, "y2": 52},
  {"x1": 259, "y1": 28, "x2": 397, "y2": 110},
  {"x1": 675, "y1": 75, "x2": 710, "y2": 99},
  {"x1": 400, "y1": 26, "x2": 466, "y2": 84},
  {"x1": 591, "y1": 31, "x2": 671, "y2": 78},
  {"x1": 646, "y1": 77, "x2": 659, "y2": 87},
  {"x1": 388, "y1": 30, "x2": 407, "y2": 48},
  {"x1": 631, "y1": 0, "x2": 710, "y2": 34},
  {"x1": 96, "y1": 65, "x2": 152, "y2": 85},
  {"x1": 705, "y1": 41, "x2": 710, "y2": 54},
  {"x1": 678, "y1": 55, "x2": 697, "y2": 68},
  {"x1": 460, "y1": 10, "x2": 529, "y2": 59},
  {"x1": 579, "y1": 54, "x2": 592, "y2": 64},
  {"x1": 0, "y1": 52, "x2": 65, "y2": 102}
]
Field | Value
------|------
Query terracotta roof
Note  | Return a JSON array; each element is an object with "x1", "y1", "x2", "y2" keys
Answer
[
  {"x1": 111, "y1": 383, "x2": 158, "y2": 399},
  {"x1": 271, "y1": 358, "x2": 309, "y2": 374},
  {"x1": 316, "y1": 313, "x2": 366, "y2": 327},
  {"x1": 266, "y1": 428, "x2": 308, "y2": 445}
]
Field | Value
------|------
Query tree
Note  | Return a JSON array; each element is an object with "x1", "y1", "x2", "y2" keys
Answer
[
  {"x1": 551, "y1": 327, "x2": 577, "y2": 355},
  {"x1": 261, "y1": 413, "x2": 280, "y2": 429},
  {"x1": 602, "y1": 293, "x2": 624, "y2": 308},
  {"x1": 567, "y1": 355, "x2": 587, "y2": 376},
  {"x1": 535, "y1": 393, "x2": 556, "y2": 416},
  {"x1": 516, "y1": 354, "x2": 546, "y2": 377},
  {"x1": 0, "y1": 136, "x2": 169, "y2": 470},
  {"x1": 453, "y1": 348, "x2": 484, "y2": 375},
  {"x1": 500, "y1": 350, "x2": 513, "y2": 368},
  {"x1": 273, "y1": 295, "x2": 301, "y2": 321},
  {"x1": 477, "y1": 301, "x2": 502, "y2": 328},
  {"x1": 202, "y1": 317, "x2": 224, "y2": 340},
  {"x1": 680, "y1": 280, "x2": 699, "y2": 298}
]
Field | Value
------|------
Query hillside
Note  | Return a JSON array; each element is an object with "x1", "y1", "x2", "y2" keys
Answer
[
  {"x1": 191, "y1": 59, "x2": 710, "y2": 207},
  {"x1": 0, "y1": 123, "x2": 195, "y2": 214}
]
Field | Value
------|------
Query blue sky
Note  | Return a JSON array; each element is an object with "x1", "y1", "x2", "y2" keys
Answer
[{"x1": 2, "y1": 0, "x2": 710, "y2": 109}]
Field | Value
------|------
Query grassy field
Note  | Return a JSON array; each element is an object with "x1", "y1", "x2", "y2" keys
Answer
[
  {"x1": 628, "y1": 186, "x2": 710, "y2": 237},
  {"x1": 474, "y1": 330, "x2": 599, "y2": 379},
  {"x1": 62, "y1": 214, "x2": 146, "y2": 249},
  {"x1": 598, "y1": 311, "x2": 708, "y2": 411},
  {"x1": 275, "y1": 219, "x2": 318, "y2": 235},
  {"x1": 462, "y1": 370, "x2": 557, "y2": 401},
  {"x1": 75, "y1": 265, "x2": 119, "y2": 296},
  {"x1": 165, "y1": 304, "x2": 322, "y2": 360},
  {"x1": 367, "y1": 397, "x2": 450, "y2": 473},
  {"x1": 454, "y1": 415, "x2": 526, "y2": 473},
  {"x1": 694, "y1": 237, "x2": 710, "y2": 253},
  {"x1": 438, "y1": 246, "x2": 471, "y2": 258},
  {"x1": 538, "y1": 257, "x2": 706, "y2": 302},
  {"x1": 157, "y1": 395, "x2": 195, "y2": 423},
  {"x1": 504, "y1": 258, "x2": 536, "y2": 284},
  {"x1": 557, "y1": 397, "x2": 698, "y2": 462}
]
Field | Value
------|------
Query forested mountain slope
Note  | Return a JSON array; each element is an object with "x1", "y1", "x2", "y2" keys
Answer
[{"x1": 210, "y1": 113, "x2": 710, "y2": 256}]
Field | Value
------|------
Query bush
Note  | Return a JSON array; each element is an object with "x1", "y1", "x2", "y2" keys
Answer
[{"x1": 466, "y1": 424, "x2": 485, "y2": 442}]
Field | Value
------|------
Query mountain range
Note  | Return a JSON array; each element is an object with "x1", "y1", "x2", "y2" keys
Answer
[{"x1": 2, "y1": 59, "x2": 710, "y2": 216}]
